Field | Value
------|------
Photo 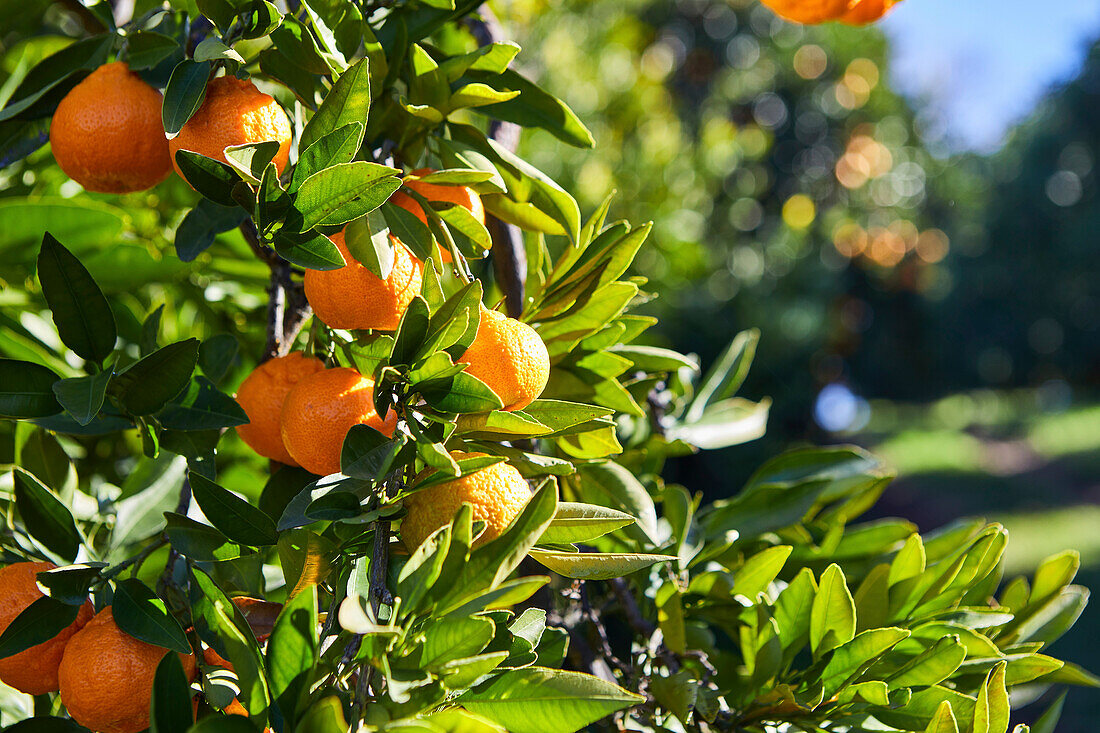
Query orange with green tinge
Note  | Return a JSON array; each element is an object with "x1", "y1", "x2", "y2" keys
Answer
[
  {"x1": 280, "y1": 367, "x2": 398, "y2": 476},
  {"x1": 49, "y1": 62, "x2": 172, "y2": 193},
  {"x1": 0, "y1": 561, "x2": 93, "y2": 694}
]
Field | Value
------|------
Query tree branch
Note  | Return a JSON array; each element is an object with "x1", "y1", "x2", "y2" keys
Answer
[
  {"x1": 239, "y1": 220, "x2": 312, "y2": 361},
  {"x1": 467, "y1": 4, "x2": 527, "y2": 318}
]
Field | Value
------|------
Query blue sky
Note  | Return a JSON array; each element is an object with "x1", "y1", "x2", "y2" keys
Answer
[{"x1": 881, "y1": 0, "x2": 1100, "y2": 153}]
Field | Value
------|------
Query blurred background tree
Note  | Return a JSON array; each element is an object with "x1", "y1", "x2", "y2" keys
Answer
[{"x1": 502, "y1": 0, "x2": 1100, "y2": 726}]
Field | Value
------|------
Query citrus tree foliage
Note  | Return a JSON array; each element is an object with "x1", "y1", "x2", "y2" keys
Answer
[{"x1": 0, "y1": 1, "x2": 1094, "y2": 732}]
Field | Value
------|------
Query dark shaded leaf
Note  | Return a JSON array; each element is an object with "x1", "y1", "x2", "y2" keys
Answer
[
  {"x1": 37, "y1": 233, "x2": 116, "y2": 363},
  {"x1": 12, "y1": 467, "x2": 81, "y2": 560},
  {"x1": 113, "y1": 578, "x2": 191, "y2": 654}
]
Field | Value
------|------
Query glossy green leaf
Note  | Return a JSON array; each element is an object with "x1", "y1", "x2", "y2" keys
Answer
[
  {"x1": 0, "y1": 359, "x2": 62, "y2": 418},
  {"x1": 0, "y1": 595, "x2": 81, "y2": 659},
  {"x1": 459, "y1": 667, "x2": 642, "y2": 733},
  {"x1": 150, "y1": 651, "x2": 194, "y2": 733},
  {"x1": 189, "y1": 472, "x2": 279, "y2": 546},
  {"x1": 53, "y1": 368, "x2": 112, "y2": 425},
  {"x1": 12, "y1": 467, "x2": 80, "y2": 561},
  {"x1": 162, "y1": 60, "x2": 211, "y2": 135},
  {"x1": 293, "y1": 162, "x2": 401, "y2": 229},
  {"x1": 112, "y1": 339, "x2": 199, "y2": 415},
  {"x1": 113, "y1": 578, "x2": 191, "y2": 654},
  {"x1": 37, "y1": 233, "x2": 116, "y2": 363}
]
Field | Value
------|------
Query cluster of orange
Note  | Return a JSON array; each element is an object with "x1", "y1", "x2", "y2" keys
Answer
[
  {"x1": 50, "y1": 63, "x2": 291, "y2": 194},
  {"x1": 760, "y1": 0, "x2": 900, "y2": 25},
  {"x1": 48, "y1": 62, "x2": 551, "y2": 554},
  {"x1": 0, "y1": 562, "x2": 196, "y2": 733}
]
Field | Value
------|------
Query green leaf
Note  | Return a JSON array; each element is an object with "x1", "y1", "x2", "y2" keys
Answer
[
  {"x1": 176, "y1": 200, "x2": 247, "y2": 262},
  {"x1": 193, "y1": 37, "x2": 245, "y2": 65},
  {"x1": 441, "y1": 484, "x2": 557, "y2": 612},
  {"x1": 273, "y1": 229, "x2": 346, "y2": 270},
  {"x1": 0, "y1": 595, "x2": 81, "y2": 659},
  {"x1": 291, "y1": 122, "x2": 364, "y2": 192},
  {"x1": 198, "y1": 335, "x2": 238, "y2": 385},
  {"x1": 37, "y1": 233, "x2": 116, "y2": 363},
  {"x1": 126, "y1": 31, "x2": 180, "y2": 71},
  {"x1": 112, "y1": 339, "x2": 200, "y2": 415},
  {"x1": 189, "y1": 566, "x2": 271, "y2": 717},
  {"x1": 345, "y1": 212, "x2": 395, "y2": 280},
  {"x1": 158, "y1": 377, "x2": 249, "y2": 431},
  {"x1": 574, "y1": 461, "x2": 658, "y2": 543},
  {"x1": 538, "y1": 502, "x2": 635, "y2": 544},
  {"x1": 1030, "y1": 693, "x2": 1066, "y2": 733},
  {"x1": 381, "y1": 201, "x2": 435, "y2": 260},
  {"x1": 732, "y1": 545, "x2": 793, "y2": 599},
  {"x1": 162, "y1": 60, "x2": 211, "y2": 135},
  {"x1": 686, "y1": 329, "x2": 758, "y2": 422},
  {"x1": 189, "y1": 472, "x2": 279, "y2": 546},
  {"x1": 1030, "y1": 550, "x2": 1080, "y2": 605},
  {"x1": 113, "y1": 578, "x2": 191, "y2": 654},
  {"x1": 299, "y1": 58, "x2": 370, "y2": 152},
  {"x1": 293, "y1": 162, "x2": 401, "y2": 229},
  {"x1": 811, "y1": 563, "x2": 856, "y2": 657},
  {"x1": 467, "y1": 69, "x2": 594, "y2": 148},
  {"x1": 666, "y1": 397, "x2": 770, "y2": 451},
  {"x1": 529, "y1": 550, "x2": 674, "y2": 580},
  {"x1": 174, "y1": 151, "x2": 240, "y2": 207},
  {"x1": 459, "y1": 667, "x2": 642, "y2": 733},
  {"x1": 53, "y1": 368, "x2": 112, "y2": 425},
  {"x1": 422, "y1": 616, "x2": 495, "y2": 669},
  {"x1": 12, "y1": 467, "x2": 80, "y2": 561},
  {"x1": 972, "y1": 662, "x2": 1009, "y2": 733},
  {"x1": 150, "y1": 652, "x2": 194, "y2": 733},
  {"x1": 164, "y1": 512, "x2": 246, "y2": 561},
  {"x1": 888, "y1": 635, "x2": 967, "y2": 690},
  {"x1": 420, "y1": 370, "x2": 505, "y2": 414},
  {"x1": 444, "y1": 576, "x2": 550, "y2": 617},
  {"x1": 0, "y1": 359, "x2": 62, "y2": 417},
  {"x1": 0, "y1": 34, "x2": 113, "y2": 122},
  {"x1": 266, "y1": 586, "x2": 318, "y2": 725},
  {"x1": 818, "y1": 627, "x2": 910, "y2": 697},
  {"x1": 436, "y1": 202, "x2": 492, "y2": 258},
  {"x1": 35, "y1": 562, "x2": 104, "y2": 605},
  {"x1": 923, "y1": 701, "x2": 959, "y2": 733}
]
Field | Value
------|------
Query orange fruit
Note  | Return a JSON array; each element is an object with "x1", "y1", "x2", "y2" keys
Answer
[
  {"x1": 390, "y1": 168, "x2": 486, "y2": 263},
  {"x1": 303, "y1": 229, "x2": 424, "y2": 332},
  {"x1": 759, "y1": 0, "x2": 849, "y2": 24},
  {"x1": 59, "y1": 606, "x2": 197, "y2": 733},
  {"x1": 168, "y1": 75, "x2": 291, "y2": 180},
  {"x1": 280, "y1": 367, "x2": 398, "y2": 476},
  {"x1": 0, "y1": 561, "x2": 93, "y2": 694},
  {"x1": 236, "y1": 352, "x2": 326, "y2": 465},
  {"x1": 458, "y1": 306, "x2": 550, "y2": 412},
  {"x1": 49, "y1": 62, "x2": 172, "y2": 193},
  {"x1": 401, "y1": 452, "x2": 531, "y2": 551},
  {"x1": 839, "y1": 0, "x2": 897, "y2": 24}
]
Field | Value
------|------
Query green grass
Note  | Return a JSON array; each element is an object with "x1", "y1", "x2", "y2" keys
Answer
[{"x1": 996, "y1": 504, "x2": 1100, "y2": 575}]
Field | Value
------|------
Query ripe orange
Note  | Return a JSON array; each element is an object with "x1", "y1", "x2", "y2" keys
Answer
[
  {"x1": 0, "y1": 561, "x2": 93, "y2": 694},
  {"x1": 303, "y1": 229, "x2": 424, "y2": 332},
  {"x1": 236, "y1": 352, "x2": 326, "y2": 465},
  {"x1": 168, "y1": 75, "x2": 291, "y2": 179},
  {"x1": 458, "y1": 306, "x2": 550, "y2": 411},
  {"x1": 59, "y1": 606, "x2": 197, "y2": 733},
  {"x1": 401, "y1": 453, "x2": 531, "y2": 551},
  {"x1": 759, "y1": 0, "x2": 849, "y2": 24},
  {"x1": 839, "y1": 0, "x2": 897, "y2": 24},
  {"x1": 390, "y1": 168, "x2": 486, "y2": 263},
  {"x1": 280, "y1": 367, "x2": 398, "y2": 476},
  {"x1": 49, "y1": 62, "x2": 172, "y2": 193}
]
